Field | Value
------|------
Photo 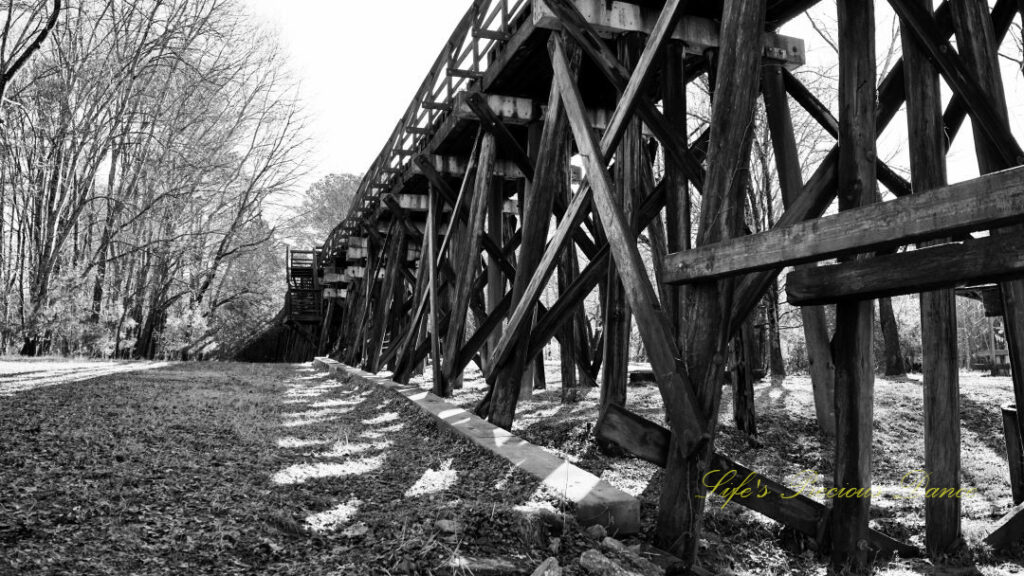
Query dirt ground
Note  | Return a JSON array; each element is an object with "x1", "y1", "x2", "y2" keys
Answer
[
  {"x1": 1, "y1": 358, "x2": 1023, "y2": 575},
  {"x1": 0, "y1": 359, "x2": 590, "y2": 575}
]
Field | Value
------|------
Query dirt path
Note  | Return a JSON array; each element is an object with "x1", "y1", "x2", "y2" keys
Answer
[{"x1": 0, "y1": 360, "x2": 582, "y2": 575}]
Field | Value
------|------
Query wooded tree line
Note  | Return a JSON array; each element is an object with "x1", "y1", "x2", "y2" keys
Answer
[{"x1": 0, "y1": 0, "x2": 308, "y2": 358}]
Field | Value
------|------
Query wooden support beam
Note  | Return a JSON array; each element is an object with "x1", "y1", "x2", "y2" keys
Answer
[
  {"x1": 465, "y1": 92, "x2": 534, "y2": 181},
  {"x1": 543, "y1": 0, "x2": 706, "y2": 191},
  {"x1": 653, "y1": 0, "x2": 764, "y2": 562},
  {"x1": 599, "y1": 33, "x2": 643, "y2": 423},
  {"x1": 887, "y1": 0, "x2": 1024, "y2": 168},
  {"x1": 557, "y1": 144, "x2": 585, "y2": 402},
  {"x1": 441, "y1": 133, "x2": 495, "y2": 396},
  {"x1": 725, "y1": 0, "x2": 1015, "y2": 339},
  {"x1": 779, "y1": 68, "x2": 912, "y2": 197},
  {"x1": 488, "y1": 0, "x2": 696, "y2": 394},
  {"x1": 663, "y1": 40, "x2": 689, "y2": 335},
  {"x1": 1002, "y1": 403, "x2": 1024, "y2": 506},
  {"x1": 832, "y1": 0, "x2": 877, "y2": 569},
  {"x1": 415, "y1": 152, "x2": 518, "y2": 280},
  {"x1": 426, "y1": 184, "x2": 444, "y2": 396},
  {"x1": 983, "y1": 500, "x2": 1024, "y2": 548},
  {"x1": 366, "y1": 224, "x2": 406, "y2": 373},
  {"x1": 488, "y1": 48, "x2": 573, "y2": 428},
  {"x1": 665, "y1": 166, "x2": 1024, "y2": 284},
  {"x1": 595, "y1": 404, "x2": 919, "y2": 558},
  {"x1": 553, "y1": 34, "x2": 709, "y2": 461},
  {"x1": 412, "y1": 154, "x2": 525, "y2": 179},
  {"x1": 761, "y1": 61, "x2": 836, "y2": 436},
  {"x1": 533, "y1": 0, "x2": 805, "y2": 68},
  {"x1": 950, "y1": 0, "x2": 1024, "y2": 518},
  {"x1": 485, "y1": 158, "x2": 506, "y2": 374},
  {"x1": 897, "y1": 2, "x2": 962, "y2": 552},
  {"x1": 787, "y1": 229, "x2": 1024, "y2": 305}
]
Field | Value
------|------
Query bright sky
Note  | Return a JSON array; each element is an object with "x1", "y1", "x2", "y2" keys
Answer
[{"x1": 241, "y1": 0, "x2": 470, "y2": 185}]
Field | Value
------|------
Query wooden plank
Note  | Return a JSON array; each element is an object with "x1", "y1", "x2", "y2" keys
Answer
[
  {"x1": 832, "y1": 0, "x2": 876, "y2": 569},
  {"x1": 596, "y1": 404, "x2": 919, "y2": 558},
  {"x1": 787, "y1": 227, "x2": 1024, "y2": 305},
  {"x1": 553, "y1": 35, "x2": 709, "y2": 459},
  {"x1": 983, "y1": 500, "x2": 1024, "y2": 549},
  {"x1": 665, "y1": 166, "x2": 1024, "y2": 283}
]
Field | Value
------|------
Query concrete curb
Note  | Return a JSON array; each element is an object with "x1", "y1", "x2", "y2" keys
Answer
[{"x1": 312, "y1": 357, "x2": 640, "y2": 535}]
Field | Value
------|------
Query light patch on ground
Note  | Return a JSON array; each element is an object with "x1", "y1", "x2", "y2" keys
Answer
[
  {"x1": 310, "y1": 397, "x2": 368, "y2": 409},
  {"x1": 318, "y1": 440, "x2": 391, "y2": 459},
  {"x1": 282, "y1": 381, "x2": 348, "y2": 401},
  {"x1": 404, "y1": 460, "x2": 457, "y2": 497},
  {"x1": 272, "y1": 456, "x2": 384, "y2": 485},
  {"x1": 0, "y1": 360, "x2": 171, "y2": 396},
  {"x1": 280, "y1": 407, "x2": 356, "y2": 428},
  {"x1": 361, "y1": 411, "x2": 399, "y2": 426},
  {"x1": 304, "y1": 499, "x2": 362, "y2": 533},
  {"x1": 359, "y1": 423, "x2": 405, "y2": 439},
  {"x1": 276, "y1": 436, "x2": 330, "y2": 449}
]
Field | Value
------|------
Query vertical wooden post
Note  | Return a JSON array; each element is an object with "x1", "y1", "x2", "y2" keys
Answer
[
  {"x1": 951, "y1": 0, "x2": 1024, "y2": 463},
  {"x1": 600, "y1": 35, "x2": 640, "y2": 415},
  {"x1": 832, "y1": 0, "x2": 877, "y2": 570},
  {"x1": 519, "y1": 122, "x2": 546, "y2": 400},
  {"x1": 901, "y1": 0, "x2": 960, "y2": 556},
  {"x1": 1003, "y1": 403, "x2": 1024, "y2": 505},
  {"x1": 367, "y1": 224, "x2": 406, "y2": 373},
  {"x1": 761, "y1": 62, "x2": 836, "y2": 434},
  {"x1": 557, "y1": 142, "x2": 582, "y2": 402},
  {"x1": 443, "y1": 134, "x2": 495, "y2": 395},
  {"x1": 486, "y1": 162, "x2": 505, "y2": 373},
  {"x1": 427, "y1": 184, "x2": 445, "y2": 396},
  {"x1": 655, "y1": 0, "x2": 764, "y2": 564},
  {"x1": 489, "y1": 47, "x2": 576, "y2": 428},
  {"x1": 663, "y1": 40, "x2": 689, "y2": 339}
]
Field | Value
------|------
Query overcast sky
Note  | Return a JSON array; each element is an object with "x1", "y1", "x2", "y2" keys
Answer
[{"x1": 243, "y1": 0, "x2": 1024, "y2": 191}]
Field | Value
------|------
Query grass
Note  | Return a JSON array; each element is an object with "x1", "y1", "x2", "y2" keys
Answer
[
  {"x1": 3, "y1": 358, "x2": 1024, "y2": 574},
  {"x1": 0, "y1": 361, "x2": 591, "y2": 575}
]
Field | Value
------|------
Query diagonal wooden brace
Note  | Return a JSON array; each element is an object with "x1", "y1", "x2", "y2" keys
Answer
[{"x1": 552, "y1": 35, "x2": 708, "y2": 457}]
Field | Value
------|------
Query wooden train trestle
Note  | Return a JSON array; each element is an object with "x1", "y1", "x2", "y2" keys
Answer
[{"x1": 312, "y1": 0, "x2": 1024, "y2": 571}]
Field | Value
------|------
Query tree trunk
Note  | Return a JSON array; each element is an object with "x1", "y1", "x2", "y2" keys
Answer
[{"x1": 878, "y1": 296, "x2": 906, "y2": 376}]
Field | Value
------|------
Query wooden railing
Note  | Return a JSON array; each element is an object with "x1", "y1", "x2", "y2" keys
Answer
[{"x1": 320, "y1": 0, "x2": 529, "y2": 262}]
